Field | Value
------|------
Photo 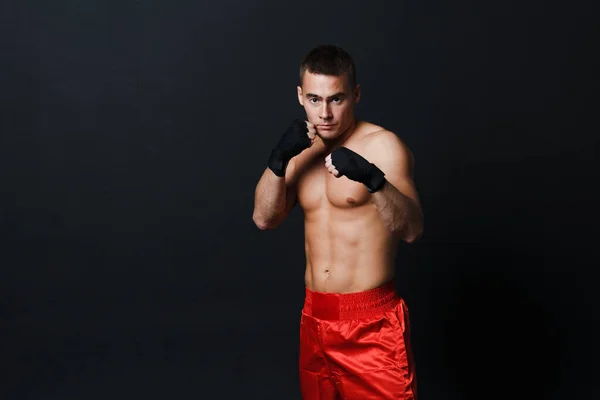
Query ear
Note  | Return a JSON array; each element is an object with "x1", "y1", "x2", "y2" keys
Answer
[
  {"x1": 353, "y1": 84, "x2": 361, "y2": 104},
  {"x1": 297, "y1": 86, "x2": 304, "y2": 106}
]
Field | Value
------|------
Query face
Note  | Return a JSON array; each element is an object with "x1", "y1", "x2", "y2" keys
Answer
[{"x1": 297, "y1": 71, "x2": 360, "y2": 140}]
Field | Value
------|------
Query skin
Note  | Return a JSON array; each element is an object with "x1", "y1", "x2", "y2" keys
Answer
[{"x1": 253, "y1": 71, "x2": 423, "y2": 293}]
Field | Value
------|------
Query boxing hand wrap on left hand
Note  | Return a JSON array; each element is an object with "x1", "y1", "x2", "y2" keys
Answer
[{"x1": 331, "y1": 147, "x2": 386, "y2": 193}]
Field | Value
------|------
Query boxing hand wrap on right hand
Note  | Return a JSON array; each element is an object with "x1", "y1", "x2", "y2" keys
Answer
[{"x1": 268, "y1": 119, "x2": 311, "y2": 177}]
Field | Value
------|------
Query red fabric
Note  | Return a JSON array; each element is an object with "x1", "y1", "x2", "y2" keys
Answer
[{"x1": 299, "y1": 281, "x2": 417, "y2": 399}]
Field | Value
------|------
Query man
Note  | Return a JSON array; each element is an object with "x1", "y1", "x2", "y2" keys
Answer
[{"x1": 252, "y1": 44, "x2": 423, "y2": 399}]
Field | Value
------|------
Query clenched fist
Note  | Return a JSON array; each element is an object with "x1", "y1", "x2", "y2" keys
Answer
[
  {"x1": 325, "y1": 147, "x2": 386, "y2": 193},
  {"x1": 268, "y1": 119, "x2": 316, "y2": 177}
]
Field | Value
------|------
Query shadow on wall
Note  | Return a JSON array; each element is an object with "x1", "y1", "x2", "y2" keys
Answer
[{"x1": 441, "y1": 251, "x2": 566, "y2": 400}]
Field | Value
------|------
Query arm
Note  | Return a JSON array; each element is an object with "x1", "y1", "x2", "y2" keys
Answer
[
  {"x1": 252, "y1": 119, "x2": 315, "y2": 230},
  {"x1": 252, "y1": 159, "x2": 298, "y2": 230},
  {"x1": 367, "y1": 132, "x2": 423, "y2": 242},
  {"x1": 371, "y1": 180, "x2": 423, "y2": 242},
  {"x1": 326, "y1": 131, "x2": 424, "y2": 243}
]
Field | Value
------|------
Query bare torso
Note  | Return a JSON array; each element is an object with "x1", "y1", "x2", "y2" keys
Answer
[{"x1": 293, "y1": 121, "x2": 399, "y2": 293}]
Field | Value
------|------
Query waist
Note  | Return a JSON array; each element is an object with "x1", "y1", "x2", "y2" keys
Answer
[{"x1": 303, "y1": 280, "x2": 399, "y2": 320}]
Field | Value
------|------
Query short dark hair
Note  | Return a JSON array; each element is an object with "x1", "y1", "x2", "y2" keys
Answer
[{"x1": 299, "y1": 45, "x2": 356, "y2": 88}]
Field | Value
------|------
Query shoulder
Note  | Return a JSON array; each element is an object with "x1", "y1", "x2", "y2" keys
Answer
[{"x1": 361, "y1": 126, "x2": 414, "y2": 168}]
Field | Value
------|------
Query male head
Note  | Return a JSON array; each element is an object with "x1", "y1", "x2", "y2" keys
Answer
[{"x1": 297, "y1": 45, "x2": 361, "y2": 140}]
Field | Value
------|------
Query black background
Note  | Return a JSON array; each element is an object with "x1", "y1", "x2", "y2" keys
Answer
[{"x1": 1, "y1": 1, "x2": 598, "y2": 399}]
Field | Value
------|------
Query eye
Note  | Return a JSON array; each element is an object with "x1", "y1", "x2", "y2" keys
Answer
[
  {"x1": 309, "y1": 98, "x2": 319, "y2": 104},
  {"x1": 332, "y1": 97, "x2": 342, "y2": 103}
]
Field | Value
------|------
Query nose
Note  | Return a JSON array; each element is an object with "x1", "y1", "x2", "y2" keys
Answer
[{"x1": 319, "y1": 102, "x2": 332, "y2": 120}]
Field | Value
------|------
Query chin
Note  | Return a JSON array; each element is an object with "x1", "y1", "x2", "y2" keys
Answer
[
  {"x1": 318, "y1": 131, "x2": 339, "y2": 140},
  {"x1": 317, "y1": 126, "x2": 341, "y2": 138}
]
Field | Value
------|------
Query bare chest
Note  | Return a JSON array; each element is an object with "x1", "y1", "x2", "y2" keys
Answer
[{"x1": 297, "y1": 160, "x2": 371, "y2": 211}]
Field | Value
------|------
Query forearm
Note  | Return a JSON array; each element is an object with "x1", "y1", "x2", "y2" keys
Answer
[
  {"x1": 372, "y1": 181, "x2": 423, "y2": 242},
  {"x1": 252, "y1": 168, "x2": 288, "y2": 229}
]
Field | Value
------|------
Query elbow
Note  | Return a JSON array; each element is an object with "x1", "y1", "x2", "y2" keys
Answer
[
  {"x1": 399, "y1": 220, "x2": 423, "y2": 244},
  {"x1": 252, "y1": 213, "x2": 278, "y2": 230},
  {"x1": 254, "y1": 220, "x2": 275, "y2": 231},
  {"x1": 404, "y1": 230, "x2": 422, "y2": 244},
  {"x1": 405, "y1": 222, "x2": 424, "y2": 244},
  {"x1": 404, "y1": 209, "x2": 424, "y2": 243}
]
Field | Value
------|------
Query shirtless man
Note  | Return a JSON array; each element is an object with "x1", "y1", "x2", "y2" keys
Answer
[{"x1": 253, "y1": 45, "x2": 423, "y2": 399}]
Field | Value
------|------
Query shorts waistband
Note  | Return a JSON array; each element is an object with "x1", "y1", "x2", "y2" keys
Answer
[{"x1": 303, "y1": 280, "x2": 398, "y2": 320}]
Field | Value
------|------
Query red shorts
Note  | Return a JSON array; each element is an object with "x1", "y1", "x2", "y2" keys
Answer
[{"x1": 299, "y1": 281, "x2": 417, "y2": 399}]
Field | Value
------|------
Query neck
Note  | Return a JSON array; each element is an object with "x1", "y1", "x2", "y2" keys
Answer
[{"x1": 321, "y1": 118, "x2": 358, "y2": 152}]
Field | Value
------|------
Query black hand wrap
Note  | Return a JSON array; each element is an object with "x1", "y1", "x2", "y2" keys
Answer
[
  {"x1": 268, "y1": 119, "x2": 311, "y2": 177},
  {"x1": 331, "y1": 147, "x2": 386, "y2": 193}
]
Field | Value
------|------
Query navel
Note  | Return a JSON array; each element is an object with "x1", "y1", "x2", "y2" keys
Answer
[{"x1": 324, "y1": 269, "x2": 330, "y2": 292}]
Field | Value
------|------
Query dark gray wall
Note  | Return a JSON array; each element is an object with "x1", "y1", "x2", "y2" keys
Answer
[{"x1": 1, "y1": 1, "x2": 597, "y2": 399}]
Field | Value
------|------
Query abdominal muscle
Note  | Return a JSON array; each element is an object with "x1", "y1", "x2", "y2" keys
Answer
[{"x1": 303, "y1": 205, "x2": 397, "y2": 294}]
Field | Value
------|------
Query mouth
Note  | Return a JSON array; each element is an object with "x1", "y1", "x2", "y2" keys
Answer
[{"x1": 318, "y1": 124, "x2": 335, "y2": 130}]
